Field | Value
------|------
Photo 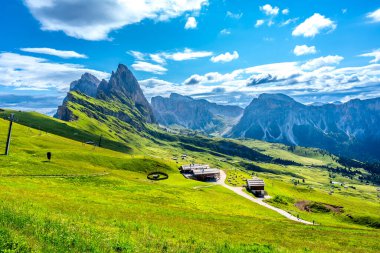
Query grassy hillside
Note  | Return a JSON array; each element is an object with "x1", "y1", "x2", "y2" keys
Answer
[{"x1": 0, "y1": 111, "x2": 379, "y2": 252}]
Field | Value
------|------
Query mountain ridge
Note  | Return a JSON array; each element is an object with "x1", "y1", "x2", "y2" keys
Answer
[
  {"x1": 229, "y1": 93, "x2": 380, "y2": 161},
  {"x1": 151, "y1": 93, "x2": 243, "y2": 135}
]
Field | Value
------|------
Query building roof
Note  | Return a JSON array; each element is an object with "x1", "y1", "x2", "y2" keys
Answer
[
  {"x1": 181, "y1": 164, "x2": 209, "y2": 170},
  {"x1": 247, "y1": 178, "x2": 265, "y2": 187},
  {"x1": 193, "y1": 168, "x2": 220, "y2": 176}
]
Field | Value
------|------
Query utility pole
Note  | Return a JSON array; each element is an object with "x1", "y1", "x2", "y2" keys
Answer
[{"x1": 5, "y1": 113, "x2": 14, "y2": 155}]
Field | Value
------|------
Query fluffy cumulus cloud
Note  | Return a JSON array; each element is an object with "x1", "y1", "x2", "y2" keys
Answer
[
  {"x1": 183, "y1": 70, "x2": 242, "y2": 85},
  {"x1": 135, "y1": 57, "x2": 380, "y2": 108},
  {"x1": 246, "y1": 73, "x2": 300, "y2": 86},
  {"x1": 0, "y1": 52, "x2": 108, "y2": 90},
  {"x1": 20, "y1": 48, "x2": 87, "y2": 58},
  {"x1": 131, "y1": 61, "x2": 167, "y2": 75},
  {"x1": 139, "y1": 78, "x2": 181, "y2": 100},
  {"x1": 282, "y1": 9, "x2": 289, "y2": 15},
  {"x1": 359, "y1": 49, "x2": 380, "y2": 63},
  {"x1": 161, "y1": 55, "x2": 380, "y2": 107},
  {"x1": 211, "y1": 51, "x2": 239, "y2": 63},
  {"x1": 260, "y1": 4, "x2": 279, "y2": 16},
  {"x1": 367, "y1": 8, "x2": 380, "y2": 23},
  {"x1": 293, "y1": 45, "x2": 317, "y2": 56},
  {"x1": 23, "y1": 0, "x2": 208, "y2": 40},
  {"x1": 301, "y1": 55, "x2": 344, "y2": 71},
  {"x1": 292, "y1": 13, "x2": 336, "y2": 37},
  {"x1": 185, "y1": 17, "x2": 197, "y2": 29}
]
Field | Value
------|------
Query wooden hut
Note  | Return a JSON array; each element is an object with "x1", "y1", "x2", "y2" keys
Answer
[
  {"x1": 180, "y1": 164, "x2": 209, "y2": 173},
  {"x1": 246, "y1": 178, "x2": 265, "y2": 196},
  {"x1": 193, "y1": 168, "x2": 220, "y2": 181}
]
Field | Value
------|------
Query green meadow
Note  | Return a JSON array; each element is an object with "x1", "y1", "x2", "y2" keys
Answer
[{"x1": 0, "y1": 115, "x2": 379, "y2": 252}]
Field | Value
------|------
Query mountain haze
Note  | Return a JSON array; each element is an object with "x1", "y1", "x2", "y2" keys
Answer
[{"x1": 151, "y1": 93, "x2": 243, "y2": 134}]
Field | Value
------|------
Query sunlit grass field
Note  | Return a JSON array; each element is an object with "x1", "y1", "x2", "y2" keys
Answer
[{"x1": 0, "y1": 117, "x2": 379, "y2": 252}]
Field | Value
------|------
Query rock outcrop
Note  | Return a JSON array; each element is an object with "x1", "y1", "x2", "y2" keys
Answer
[{"x1": 55, "y1": 64, "x2": 155, "y2": 124}]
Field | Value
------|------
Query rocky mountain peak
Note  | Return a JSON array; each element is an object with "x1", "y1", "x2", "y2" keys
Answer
[
  {"x1": 169, "y1": 93, "x2": 193, "y2": 101},
  {"x1": 56, "y1": 64, "x2": 155, "y2": 124},
  {"x1": 257, "y1": 93, "x2": 296, "y2": 103},
  {"x1": 96, "y1": 64, "x2": 155, "y2": 123},
  {"x1": 69, "y1": 72, "x2": 100, "y2": 98},
  {"x1": 81, "y1": 72, "x2": 100, "y2": 83}
]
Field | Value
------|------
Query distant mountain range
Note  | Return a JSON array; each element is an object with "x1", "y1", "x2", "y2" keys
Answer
[
  {"x1": 229, "y1": 93, "x2": 380, "y2": 162},
  {"x1": 151, "y1": 93, "x2": 243, "y2": 135},
  {"x1": 55, "y1": 65, "x2": 380, "y2": 162}
]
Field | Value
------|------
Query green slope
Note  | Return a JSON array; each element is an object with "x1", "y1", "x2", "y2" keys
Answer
[
  {"x1": 0, "y1": 116, "x2": 380, "y2": 252},
  {"x1": 0, "y1": 106, "x2": 379, "y2": 252}
]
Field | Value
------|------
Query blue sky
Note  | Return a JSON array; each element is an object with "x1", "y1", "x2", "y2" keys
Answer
[{"x1": 1, "y1": 0, "x2": 380, "y2": 114}]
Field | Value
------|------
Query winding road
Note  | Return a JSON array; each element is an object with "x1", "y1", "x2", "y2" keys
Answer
[{"x1": 217, "y1": 170, "x2": 314, "y2": 225}]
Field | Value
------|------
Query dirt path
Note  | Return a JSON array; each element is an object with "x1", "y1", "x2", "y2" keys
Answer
[{"x1": 217, "y1": 170, "x2": 314, "y2": 225}]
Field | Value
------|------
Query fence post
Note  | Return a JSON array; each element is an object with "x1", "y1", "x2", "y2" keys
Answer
[{"x1": 5, "y1": 114, "x2": 14, "y2": 155}]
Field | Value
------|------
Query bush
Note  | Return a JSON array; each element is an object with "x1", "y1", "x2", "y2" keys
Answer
[
  {"x1": 308, "y1": 203, "x2": 331, "y2": 213},
  {"x1": 267, "y1": 195, "x2": 294, "y2": 206},
  {"x1": 348, "y1": 216, "x2": 380, "y2": 229}
]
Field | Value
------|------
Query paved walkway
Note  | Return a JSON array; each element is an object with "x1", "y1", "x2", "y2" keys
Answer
[{"x1": 217, "y1": 170, "x2": 314, "y2": 225}]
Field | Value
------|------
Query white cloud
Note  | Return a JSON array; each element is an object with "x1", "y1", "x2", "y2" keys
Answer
[
  {"x1": 183, "y1": 70, "x2": 243, "y2": 85},
  {"x1": 20, "y1": 47, "x2": 87, "y2": 59},
  {"x1": 293, "y1": 45, "x2": 317, "y2": 56},
  {"x1": 255, "y1": 19, "x2": 265, "y2": 27},
  {"x1": 185, "y1": 17, "x2": 197, "y2": 29},
  {"x1": 140, "y1": 61, "x2": 380, "y2": 108},
  {"x1": 131, "y1": 61, "x2": 167, "y2": 75},
  {"x1": 211, "y1": 51, "x2": 239, "y2": 63},
  {"x1": 150, "y1": 54, "x2": 166, "y2": 64},
  {"x1": 280, "y1": 18, "x2": 299, "y2": 27},
  {"x1": 292, "y1": 13, "x2": 336, "y2": 37},
  {"x1": 260, "y1": 4, "x2": 279, "y2": 16},
  {"x1": 129, "y1": 48, "x2": 213, "y2": 63},
  {"x1": 226, "y1": 11, "x2": 243, "y2": 19},
  {"x1": 139, "y1": 78, "x2": 180, "y2": 100},
  {"x1": 367, "y1": 8, "x2": 380, "y2": 23},
  {"x1": 359, "y1": 49, "x2": 380, "y2": 63},
  {"x1": 163, "y1": 48, "x2": 212, "y2": 61},
  {"x1": 282, "y1": 9, "x2": 289, "y2": 15},
  {"x1": 23, "y1": 0, "x2": 208, "y2": 40},
  {"x1": 128, "y1": 50, "x2": 145, "y2": 61},
  {"x1": 0, "y1": 52, "x2": 108, "y2": 90},
  {"x1": 267, "y1": 20, "x2": 275, "y2": 27},
  {"x1": 220, "y1": 29, "x2": 231, "y2": 35},
  {"x1": 301, "y1": 55, "x2": 343, "y2": 71}
]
